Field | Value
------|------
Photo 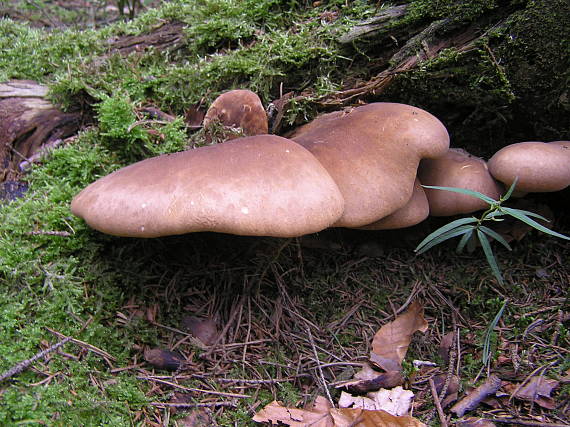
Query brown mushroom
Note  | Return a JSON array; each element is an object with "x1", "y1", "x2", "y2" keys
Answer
[
  {"x1": 488, "y1": 141, "x2": 570, "y2": 193},
  {"x1": 418, "y1": 148, "x2": 503, "y2": 216},
  {"x1": 289, "y1": 103, "x2": 449, "y2": 227},
  {"x1": 358, "y1": 178, "x2": 429, "y2": 230},
  {"x1": 549, "y1": 140, "x2": 570, "y2": 149},
  {"x1": 203, "y1": 89, "x2": 268, "y2": 139},
  {"x1": 71, "y1": 135, "x2": 344, "y2": 238}
]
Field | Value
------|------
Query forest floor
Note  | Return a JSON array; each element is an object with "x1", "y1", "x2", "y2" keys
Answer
[{"x1": 0, "y1": 1, "x2": 569, "y2": 426}]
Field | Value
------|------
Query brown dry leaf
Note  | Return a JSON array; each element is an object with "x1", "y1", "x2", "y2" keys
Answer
[
  {"x1": 505, "y1": 377, "x2": 559, "y2": 409},
  {"x1": 370, "y1": 301, "x2": 428, "y2": 371},
  {"x1": 178, "y1": 408, "x2": 213, "y2": 426},
  {"x1": 143, "y1": 348, "x2": 183, "y2": 371},
  {"x1": 336, "y1": 363, "x2": 403, "y2": 393},
  {"x1": 330, "y1": 407, "x2": 427, "y2": 427},
  {"x1": 253, "y1": 396, "x2": 334, "y2": 427},
  {"x1": 253, "y1": 397, "x2": 426, "y2": 426},
  {"x1": 438, "y1": 332, "x2": 454, "y2": 364},
  {"x1": 181, "y1": 315, "x2": 219, "y2": 346}
]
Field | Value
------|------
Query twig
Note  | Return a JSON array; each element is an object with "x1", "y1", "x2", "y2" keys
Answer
[
  {"x1": 450, "y1": 374, "x2": 502, "y2": 417},
  {"x1": 485, "y1": 418, "x2": 570, "y2": 427},
  {"x1": 45, "y1": 327, "x2": 116, "y2": 363},
  {"x1": 137, "y1": 376, "x2": 250, "y2": 399},
  {"x1": 151, "y1": 401, "x2": 236, "y2": 408},
  {"x1": 308, "y1": 328, "x2": 334, "y2": 406},
  {"x1": 193, "y1": 375, "x2": 306, "y2": 385},
  {"x1": 26, "y1": 230, "x2": 72, "y2": 237},
  {"x1": 429, "y1": 378, "x2": 448, "y2": 427},
  {"x1": 0, "y1": 337, "x2": 71, "y2": 382}
]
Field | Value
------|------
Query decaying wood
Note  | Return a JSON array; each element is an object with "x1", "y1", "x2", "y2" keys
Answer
[
  {"x1": 317, "y1": 21, "x2": 482, "y2": 107},
  {"x1": 337, "y1": 5, "x2": 409, "y2": 44},
  {"x1": 107, "y1": 21, "x2": 186, "y2": 56},
  {"x1": 0, "y1": 80, "x2": 80, "y2": 182},
  {"x1": 451, "y1": 375, "x2": 502, "y2": 417}
]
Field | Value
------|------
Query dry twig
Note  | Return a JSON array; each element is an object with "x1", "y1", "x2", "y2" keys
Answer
[{"x1": 0, "y1": 337, "x2": 71, "y2": 382}]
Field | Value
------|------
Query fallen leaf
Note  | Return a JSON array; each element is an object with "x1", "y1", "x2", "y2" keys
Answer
[
  {"x1": 338, "y1": 392, "x2": 376, "y2": 411},
  {"x1": 338, "y1": 387, "x2": 414, "y2": 416},
  {"x1": 181, "y1": 316, "x2": 219, "y2": 346},
  {"x1": 330, "y1": 407, "x2": 427, "y2": 427},
  {"x1": 370, "y1": 301, "x2": 428, "y2": 372},
  {"x1": 336, "y1": 363, "x2": 403, "y2": 393},
  {"x1": 504, "y1": 376, "x2": 559, "y2": 409},
  {"x1": 179, "y1": 408, "x2": 213, "y2": 426},
  {"x1": 438, "y1": 332, "x2": 454, "y2": 364},
  {"x1": 253, "y1": 396, "x2": 334, "y2": 427},
  {"x1": 431, "y1": 373, "x2": 460, "y2": 408},
  {"x1": 144, "y1": 348, "x2": 184, "y2": 371},
  {"x1": 253, "y1": 396, "x2": 427, "y2": 427}
]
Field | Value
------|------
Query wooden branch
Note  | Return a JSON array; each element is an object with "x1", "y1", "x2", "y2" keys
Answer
[{"x1": 337, "y1": 5, "x2": 408, "y2": 44}]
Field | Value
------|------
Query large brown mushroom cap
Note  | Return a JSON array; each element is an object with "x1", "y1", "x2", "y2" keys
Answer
[
  {"x1": 488, "y1": 141, "x2": 570, "y2": 193},
  {"x1": 203, "y1": 89, "x2": 268, "y2": 137},
  {"x1": 358, "y1": 178, "x2": 429, "y2": 230},
  {"x1": 418, "y1": 148, "x2": 503, "y2": 216},
  {"x1": 71, "y1": 135, "x2": 344, "y2": 238},
  {"x1": 289, "y1": 103, "x2": 449, "y2": 227}
]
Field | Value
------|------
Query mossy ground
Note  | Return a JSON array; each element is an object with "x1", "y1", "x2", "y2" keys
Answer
[{"x1": 1, "y1": 0, "x2": 569, "y2": 425}]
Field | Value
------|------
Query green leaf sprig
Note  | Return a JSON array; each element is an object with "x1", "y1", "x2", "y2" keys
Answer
[{"x1": 414, "y1": 179, "x2": 570, "y2": 285}]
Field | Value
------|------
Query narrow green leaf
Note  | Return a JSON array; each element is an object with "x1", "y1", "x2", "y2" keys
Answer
[
  {"x1": 502, "y1": 207, "x2": 570, "y2": 240},
  {"x1": 477, "y1": 229, "x2": 504, "y2": 284},
  {"x1": 483, "y1": 300, "x2": 508, "y2": 367},
  {"x1": 456, "y1": 229, "x2": 474, "y2": 253},
  {"x1": 479, "y1": 225, "x2": 512, "y2": 251},
  {"x1": 501, "y1": 207, "x2": 550, "y2": 222},
  {"x1": 415, "y1": 225, "x2": 475, "y2": 255},
  {"x1": 422, "y1": 185, "x2": 498, "y2": 205},
  {"x1": 501, "y1": 177, "x2": 519, "y2": 201},
  {"x1": 415, "y1": 217, "x2": 478, "y2": 253}
]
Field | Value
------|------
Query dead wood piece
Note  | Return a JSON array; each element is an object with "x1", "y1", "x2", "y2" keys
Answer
[
  {"x1": 338, "y1": 5, "x2": 408, "y2": 44},
  {"x1": 0, "y1": 80, "x2": 49, "y2": 98},
  {"x1": 317, "y1": 22, "x2": 482, "y2": 108},
  {"x1": 450, "y1": 375, "x2": 502, "y2": 417},
  {"x1": 107, "y1": 21, "x2": 186, "y2": 56},
  {"x1": 429, "y1": 377, "x2": 449, "y2": 427},
  {"x1": 0, "y1": 82, "x2": 81, "y2": 182}
]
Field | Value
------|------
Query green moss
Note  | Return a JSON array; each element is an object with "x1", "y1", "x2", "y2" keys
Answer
[{"x1": 406, "y1": 0, "x2": 501, "y2": 23}]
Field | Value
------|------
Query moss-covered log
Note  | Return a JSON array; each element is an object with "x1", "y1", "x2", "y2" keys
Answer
[{"x1": 328, "y1": 0, "x2": 569, "y2": 157}]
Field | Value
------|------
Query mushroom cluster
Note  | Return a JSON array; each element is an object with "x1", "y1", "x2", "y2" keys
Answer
[{"x1": 70, "y1": 89, "x2": 570, "y2": 239}]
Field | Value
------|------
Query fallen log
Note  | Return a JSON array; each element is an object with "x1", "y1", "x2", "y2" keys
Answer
[{"x1": 0, "y1": 80, "x2": 81, "y2": 183}]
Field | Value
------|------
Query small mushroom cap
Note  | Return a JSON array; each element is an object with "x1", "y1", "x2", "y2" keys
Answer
[
  {"x1": 418, "y1": 148, "x2": 503, "y2": 216},
  {"x1": 488, "y1": 141, "x2": 570, "y2": 193},
  {"x1": 203, "y1": 89, "x2": 268, "y2": 137},
  {"x1": 358, "y1": 178, "x2": 429, "y2": 230},
  {"x1": 290, "y1": 103, "x2": 449, "y2": 227},
  {"x1": 71, "y1": 135, "x2": 344, "y2": 238}
]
